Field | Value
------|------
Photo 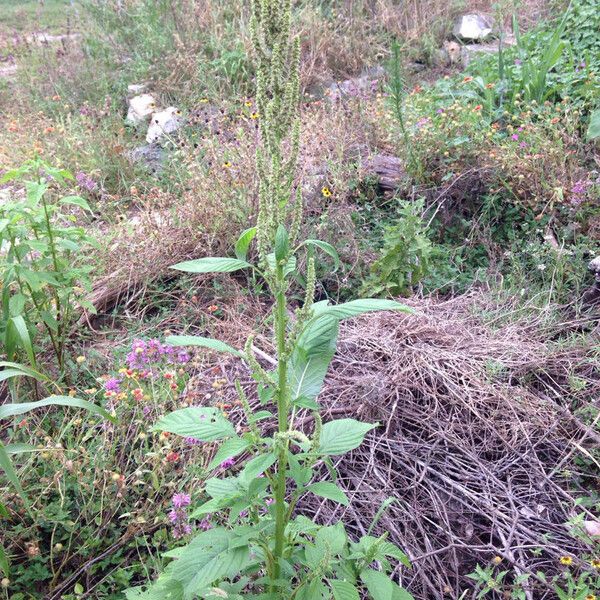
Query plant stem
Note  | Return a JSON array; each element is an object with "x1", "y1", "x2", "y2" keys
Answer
[{"x1": 272, "y1": 264, "x2": 289, "y2": 586}]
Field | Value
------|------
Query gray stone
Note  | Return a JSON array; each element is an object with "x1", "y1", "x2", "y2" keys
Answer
[
  {"x1": 127, "y1": 144, "x2": 166, "y2": 174},
  {"x1": 325, "y1": 65, "x2": 385, "y2": 102},
  {"x1": 453, "y1": 14, "x2": 494, "y2": 42}
]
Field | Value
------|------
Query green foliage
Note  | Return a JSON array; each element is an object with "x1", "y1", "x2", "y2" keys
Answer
[
  {"x1": 468, "y1": 1, "x2": 600, "y2": 119},
  {"x1": 362, "y1": 199, "x2": 432, "y2": 297},
  {"x1": 0, "y1": 362, "x2": 113, "y2": 577},
  {"x1": 0, "y1": 159, "x2": 95, "y2": 372},
  {"x1": 126, "y1": 1, "x2": 413, "y2": 598}
]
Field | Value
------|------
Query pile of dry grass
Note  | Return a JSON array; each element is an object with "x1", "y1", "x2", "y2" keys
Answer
[{"x1": 188, "y1": 292, "x2": 599, "y2": 599}]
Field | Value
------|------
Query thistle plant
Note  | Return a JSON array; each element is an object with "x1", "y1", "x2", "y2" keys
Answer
[{"x1": 125, "y1": 2, "x2": 413, "y2": 598}]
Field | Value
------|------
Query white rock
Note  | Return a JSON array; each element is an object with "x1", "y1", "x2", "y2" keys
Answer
[
  {"x1": 126, "y1": 93, "x2": 157, "y2": 125},
  {"x1": 127, "y1": 83, "x2": 148, "y2": 94},
  {"x1": 453, "y1": 14, "x2": 494, "y2": 42},
  {"x1": 589, "y1": 256, "x2": 600, "y2": 272},
  {"x1": 584, "y1": 520, "x2": 600, "y2": 537},
  {"x1": 146, "y1": 107, "x2": 182, "y2": 144}
]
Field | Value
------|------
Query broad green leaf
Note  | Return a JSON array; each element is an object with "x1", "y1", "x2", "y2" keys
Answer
[
  {"x1": 379, "y1": 541, "x2": 411, "y2": 568},
  {"x1": 171, "y1": 257, "x2": 252, "y2": 273},
  {"x1": 205, "y1": 477, "x2": 242, "y2": 500},
  {"x1": 189, "y1": 498, "x2": 221, "y2": 518},
  {"x1": 274, "y1": 224, "x2": 289, "y2": 261},
  {"x1": 266, "y1": 253, "x2": 296, "y2": 276},
  {"x1": 315, "y1": 299, "x2": 412, "y2": 321},
  {"x1": 360, "y1": 569, "x2": 393, "y2": 600},
  {"x1": 25, "y1": 181, "x2": 48, "y2": 205},
  {"x1": 234, "y1": 227, "x2": 257, "y2": 261},
  {"x1": 307, "y1": 482, "x2": 349, "y2": 506},
  {"x1": 240, "y1": 452, "x2": 277, "y2": 482},
  {"x1": 301, "y1": 239, "x2": 340, "y2": 270},
  {"x1": 587, "y1": 110, "x2": 600, "y2": 141},
  {"x1": 0, "y1": 501, "x2": 8, "y2": 518},
  {"x1": 319, "y1": 419, "x2": 377, "y2": 455},
  {"x1": 289, "y1": 315, "x2": 338, "y2": 401},
  {"x1": 166, "y1": 335, "x2": 243, "y2": 357},
  {"x1": 330, "y1": 580, "x2": 360, "y2": 600},
  {"x1": 168, "y1": 529, "x2": 250, "y2": 597},
  {"x1": 60, "y1": 195, "x2": 92, "y2": 211},
  {"x1": 8, "y1": 293, "x2": 26, "y2": 317},
  {"x1": 153, "y1": 407, "x2": 235, "y2": 441},
  {"x1": 0, "y1": 396, "x2": 115, "y2": 422},
  {"x1": 207, "y1": 436, "x2": 250, "y2": 471},
  {"x1": 391, "y1": 583, "x2": 414, "y2": 600}
]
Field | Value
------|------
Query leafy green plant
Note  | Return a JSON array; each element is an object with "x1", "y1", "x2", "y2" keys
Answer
[
  {"x1": 362, "y1": 199, "x2": 432, "y2": 297},
  {"x1": 0, "y1": 361, "x2": 114, "y2": 577},
  {"x1": 387, "y1": 40, "x2": 419, "y2": 176},
  {"x1": 0, "y1": 159, "x2": 96, "y2": 373},
  {"x1": 125, "y1": 1, "x2": 413, "y2": 598}
]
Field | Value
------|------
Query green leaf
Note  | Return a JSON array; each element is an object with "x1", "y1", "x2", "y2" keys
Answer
[
  {"x1": 60, "y1": 195, "x2": 92, "y2": 211},
  {"x1": 171, "y1": 257, "x2": 252, "y2": 273},
  {"x1": 330, "y1": 580, "x2": 360, "y2": 600},
  {"x1": 587, "y1": 109, "x2": 600, "y2": 141},
  {"x1": 289, "y1": 315, "x2": 339, "y2": 401},
  {"x1": 205, "y1": 477, "x2": 242, "y2": 500},
  {"x1": 0, "y1": 543, "x2": 9, "y2": 576},
  {"x1": 274, "y1": 224, "x2": 289, "y2": 262},
  {"x1": 319, "y1": 419, "x2": 377, "y2": 455},
  {"x1": 0, "y1": 361, "x2": 49, "y2": 382},
  {"x1": 5, "y1": 315, "x2": 36, "y2": 367},
  {"x1": 316, "y1": 299, "x2": 412, "y2": 322},
  {"x1": 234, "y1": 227, "x2": 257, "y2": 261},
  {"x1": 307, "y1": 482, "x2": 349, "y2": 506},
  {"x1": 166, "y1": 335, "x2": 243, "y2": 357},
  {"x1": 207, "y1": 436, "x2": 250, "y2": 471},
  {"x1": 174, "y1": 538, "x2": 250, "y2": 598},
  {"x1": 153, "y1": 407, "x2": 235, "y2": 441},
  {"x1": 360, "y1": 569, "x2": 393, "y2": 600},
  {"x1": 0, "y1": 440, "x2": 30, "y2": 511},
  {"x1": 3, "y1": 443, "x2": 37, "y2": 455},
  {"x1": 391, "y1": 584, "x2": 414, "y2": 600},
  {"x1": 379, "y1": 541, "x2": 411, "y2": 568},
  {"x1": 0, "y1": 396, "x2": 115, "y2": 423},
  {"x1": 25, "y1": 181, "x2": 48, "y2": 205},
  {"x1": 240, "y1": 452, "x2": 277, "y2": 481},
  {"x1": 301, "y1": 239, "x2": 340, "y2": 270}
]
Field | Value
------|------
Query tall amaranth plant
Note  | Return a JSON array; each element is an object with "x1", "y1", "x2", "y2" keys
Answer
[{"x1": 126, "y1": 1, "x2": 414, "y2": 598}]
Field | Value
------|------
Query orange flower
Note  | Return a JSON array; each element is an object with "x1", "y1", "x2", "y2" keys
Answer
[
  {"x1": 485, "y1": 82, "x2": 495, "y2": 89},
  {"x1": 462, "y1": 76, "x2": 473, "y2": 83},
  {"x1": 473, "y1": 105, "x2": 483, "y2": 111}
]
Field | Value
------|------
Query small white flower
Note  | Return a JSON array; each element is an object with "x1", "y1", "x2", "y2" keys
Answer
[{"x1": 537, "y1": 264, "x2": 546, "y2": 271}]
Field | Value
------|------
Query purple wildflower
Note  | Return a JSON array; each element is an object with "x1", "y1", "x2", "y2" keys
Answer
[
  {"x1": 104, "y1": 377, "x2": 122, "y2": 393},
  {"x1": 570, "y1": 178, "x2": 591, "y2": 206},
  {"x1": 169, "y1": 493, "x2": 193, "y2": 538},
  {"x1": 184, "y1": 436, "x2": 202, "y2": 445},
  {"x1": 177, "y1": 350, "x2": 190, "y2": 364},
  {"x1": 75, "y1": 171, "x2": 97, "y2": 192},
  {"x1": 514, "y1": 59, "x2": 522, "y2": 66},
  {"x1": 511, "y1": 134, "x2": 519, "y2": 141},
  {"x1": 519, "y1": 142, "x2": 527, "y2": 149},
  {"x1": 172, "y1": 493, "x2": 191, "y2": 508},
  {"x1": 220, "y1": 457, "x2": 236, "y2": 470},
  {"x1": 199, "y1": 518, "x2": 212, "y2": 531}
]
